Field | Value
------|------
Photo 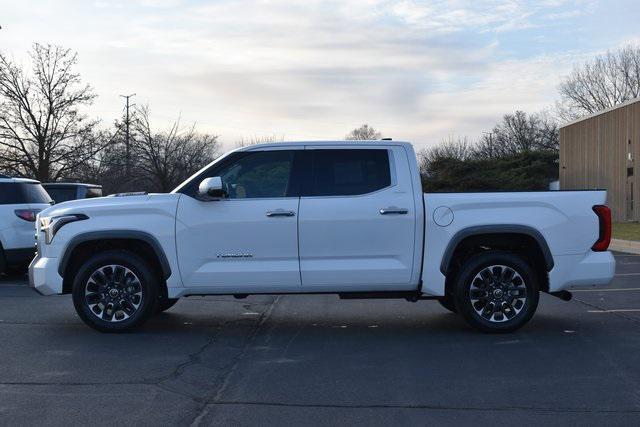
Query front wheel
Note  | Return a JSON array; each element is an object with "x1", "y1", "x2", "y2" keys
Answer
[
  {"x1": 453, "y1": 251, "x2": 539, "y2": 333},
  {"x1": 72, "y1": 250, "x2": 159, "y2": 333}
]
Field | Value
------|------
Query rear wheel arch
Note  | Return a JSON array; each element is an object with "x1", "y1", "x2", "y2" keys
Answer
[
  {"x1": 441, "y1": 226, "x2": 553, "y2": 295},
  {"x1": 60, "y1": 231, "x2": 171, "y2": 297}
]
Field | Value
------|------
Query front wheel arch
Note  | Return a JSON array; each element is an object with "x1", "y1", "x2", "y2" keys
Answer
[{"x1": 61, "y1": 235, "x2": 169, "y2": 302}]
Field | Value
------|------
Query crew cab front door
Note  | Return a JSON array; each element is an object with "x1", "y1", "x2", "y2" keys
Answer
[
  {"x1": 175, "y1": 149, "x2": 303, "y2": 291},
  {"x1": 298, "y1": 146, "x2": 417, "y2": 291}
]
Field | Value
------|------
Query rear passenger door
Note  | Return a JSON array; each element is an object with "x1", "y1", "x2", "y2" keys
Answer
[{"x1": 298, "y1": 146, "x2": 417, "y2": 291}]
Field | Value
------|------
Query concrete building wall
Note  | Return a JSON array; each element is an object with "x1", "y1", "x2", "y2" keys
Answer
[{"x1": 560, "y1": 98, "x2": 640, "y2": 222}]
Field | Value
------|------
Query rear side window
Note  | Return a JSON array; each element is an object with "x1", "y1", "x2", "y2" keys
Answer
[
  {"x1": 309, "y1": 149, "x2": 391, "y2": 196},
  {"x1": 86, "y1": 187, "x2": 103, "y2": 198},
  {"x1": 0, "y1": 183, "x2": 52, "y2": 204},
  {"x1": 44, "y1": 187, "x2": 77, "y2": 203}
]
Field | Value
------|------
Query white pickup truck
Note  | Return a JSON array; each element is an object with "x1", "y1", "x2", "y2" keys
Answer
[{"x1": 29, "y1": 141, "x2": 615, "y2": 333}]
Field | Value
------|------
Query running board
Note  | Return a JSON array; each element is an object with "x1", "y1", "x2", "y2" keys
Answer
[{"x1": 338, "y1": 291, "x2": 437, "y2": 302}]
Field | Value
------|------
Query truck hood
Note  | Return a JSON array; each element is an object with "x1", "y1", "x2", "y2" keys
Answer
[{"x1": 38, "y1": 193, "x2": 182, "y2": 219}]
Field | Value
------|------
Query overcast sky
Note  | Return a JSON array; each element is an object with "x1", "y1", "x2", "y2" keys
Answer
[{"x1": 1, "y1": 0, "x2": 639, "y2": 149}]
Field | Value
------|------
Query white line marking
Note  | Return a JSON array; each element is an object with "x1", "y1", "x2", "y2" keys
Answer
[
  {"x1": 588, "y1": 309, "x2": 640, "y2": 313},
  {"x1": 573, "y1": 287, "x2": 640, "y2": 292}
]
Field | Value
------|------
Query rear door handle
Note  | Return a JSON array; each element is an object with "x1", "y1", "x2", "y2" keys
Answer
[
  {"x1": 380, "y1": 207, "x2": 408, "y2": 215},
  {"x1": 266, "y1": 209, "x2": 296, "y2": 217}
]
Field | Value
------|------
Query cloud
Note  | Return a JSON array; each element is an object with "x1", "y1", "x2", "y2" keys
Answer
[{"x1": 0, "y1": 0, "x2": 634, "y2": 148}]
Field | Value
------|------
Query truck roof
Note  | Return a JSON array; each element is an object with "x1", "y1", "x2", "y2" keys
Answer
[{"x1": 238, "y1": 140, "x2": 413, "y2": 151}]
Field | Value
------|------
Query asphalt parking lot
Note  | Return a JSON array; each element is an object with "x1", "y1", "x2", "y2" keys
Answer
[{"x1": 1, "y1": 252, "x2": 640, "y2": 426}]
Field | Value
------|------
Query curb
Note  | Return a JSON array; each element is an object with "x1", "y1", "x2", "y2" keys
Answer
[{"x1": 610, "y1": 238, "x2": 640, "y2": 255}]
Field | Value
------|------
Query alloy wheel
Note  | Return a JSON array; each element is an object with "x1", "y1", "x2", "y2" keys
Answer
[
  {"x1": 84, "y1": 264, "x2": 143, "y2": 322},
  {"x1": 469, "y1": 264, "x2": 527, "y2": 323}
]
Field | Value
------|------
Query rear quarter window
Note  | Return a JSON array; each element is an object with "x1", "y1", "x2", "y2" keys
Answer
[{"x1": 0, "y1": 183, "x2": 52, "y2": 204}]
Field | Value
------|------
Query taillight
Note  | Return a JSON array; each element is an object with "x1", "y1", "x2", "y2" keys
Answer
[
  {"x1": 592, "y1": 205, "x2": 611, "y2": 251},
  {"x1": 14, "y1": 209, "x2": 39, "y2": 222}
]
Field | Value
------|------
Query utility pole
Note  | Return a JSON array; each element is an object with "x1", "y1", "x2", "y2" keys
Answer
[{"x1": 120, "y1": 94, "x2": 136, "y2": 177}]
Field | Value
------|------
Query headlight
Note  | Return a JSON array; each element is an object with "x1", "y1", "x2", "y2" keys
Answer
[{"x1": 40, "y1": 214, "x2": 88, "y2": 244}]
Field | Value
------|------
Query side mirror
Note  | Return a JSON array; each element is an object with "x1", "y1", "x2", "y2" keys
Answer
[{"x1": 197, "y1": 177, "x2": 227, "y2": 200}]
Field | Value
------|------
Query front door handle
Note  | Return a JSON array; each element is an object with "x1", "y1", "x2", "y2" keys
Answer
[
  {"x1": 266, "y1": 209, "x2": 296, "y2": 217},
  {"x1": 380, "y1": 207, "x2": 408, "y2": 215}
]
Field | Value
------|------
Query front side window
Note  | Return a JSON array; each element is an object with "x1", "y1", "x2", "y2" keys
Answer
[
  {"x1": 310, "y1": 149, "x2": 391, "y2": 196},
  {"x1": 219, "y1": 150, "x2": 294, "y2": 199}
]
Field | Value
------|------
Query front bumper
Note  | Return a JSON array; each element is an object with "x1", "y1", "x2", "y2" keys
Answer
[{"x1": 28, "y1": 255, "x2": 63, "y2": 295}]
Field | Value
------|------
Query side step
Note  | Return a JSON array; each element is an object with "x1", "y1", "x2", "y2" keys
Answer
[{"x1": 338, "y1": 291, "x2": 437, "y2": 302}]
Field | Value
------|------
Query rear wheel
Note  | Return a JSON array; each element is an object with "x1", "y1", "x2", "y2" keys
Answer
[
  {"x1": 72, "y1": 250, "x2": 158, "y2": 332},
  {"x1": 453, "y1": 251, "x2": 539, "y2": 333}
]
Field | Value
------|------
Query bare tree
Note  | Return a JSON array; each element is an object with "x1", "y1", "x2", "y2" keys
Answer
[
  {"x1": 345, "y1": 124, "x2": 381, "y2": 140},
  {"x1": 474, "y1": 111, "x2": 558, "y2": 158},
  {"x1": 558, "y1": 44, "x2": 640, "y2": 121},
  {"x1": 418, "y1": 136, "x2": 473, "y2": 176},
  {"x1": 234, "y1": 134, "x2": 284, "y2": 148},
  {"x1": 0, "y1": 44, "x2": 104, "y2": 181},
  {"x1": 133, "y1": 106, "x2": 220, "y2": 192}
]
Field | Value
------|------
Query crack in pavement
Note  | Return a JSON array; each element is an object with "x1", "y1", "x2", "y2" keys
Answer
[{"x1": 189, "y1": 296, "x2": 280, "y2": 426}]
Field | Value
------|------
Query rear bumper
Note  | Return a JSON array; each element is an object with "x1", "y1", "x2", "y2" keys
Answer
[
  {"x1": 550, "y1": 251, "x2": 615, "y2": 291},
  {"x1": 28, "y1": 255, "x2": 63, "y2": 295}
]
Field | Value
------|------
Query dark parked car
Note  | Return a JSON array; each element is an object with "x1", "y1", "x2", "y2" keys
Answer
[{"x1": 42, "y1": 183, "x2": 103, "y2": 203}]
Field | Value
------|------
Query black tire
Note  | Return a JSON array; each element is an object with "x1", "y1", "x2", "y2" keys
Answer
[
  {"x1": 453, "y1": 251, "x2": 539, "y2": 333},
  {"x1": 437, "y1": 296, "x2": 457, "y2": 313},
  {"x1": 72, "y1": 250, "x2": 159, "y2": 333},
  {"x1": 156, "y1": 297, "x2": 179, "y2": 313}
]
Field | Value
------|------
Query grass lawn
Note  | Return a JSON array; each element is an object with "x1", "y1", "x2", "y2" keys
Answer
[{"x1": 613, "y1": 222, "x2": 640, "y2": 241}]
